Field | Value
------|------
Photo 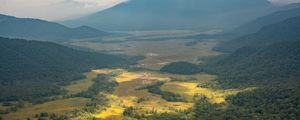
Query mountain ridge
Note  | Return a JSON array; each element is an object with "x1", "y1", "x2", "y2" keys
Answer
[
  {"x1": 61, "y1": 0, "x2": 273, "y2": 31},
  {"x1": 0, "y1": 14, "x2": 107, "y2": 41}
]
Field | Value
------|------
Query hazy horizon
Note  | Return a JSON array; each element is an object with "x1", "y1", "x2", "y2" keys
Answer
[{"x1": 1, "y1": 0, "x2": 300, "y2": 21}]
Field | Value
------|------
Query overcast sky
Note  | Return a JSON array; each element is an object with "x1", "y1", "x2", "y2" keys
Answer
[
  {"x1": 0, "y1": 0, "x2": 299, "y2": 21},
  {"x1": 0, "y1": 0, "x2": 128, "y2": 20}
]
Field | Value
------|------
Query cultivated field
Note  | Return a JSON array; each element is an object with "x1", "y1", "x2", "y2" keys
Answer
[
  {"x1": 86, "y1": 69, "x2": 254, "y2": 119},
  {"x1": 3, "y1": 98, "x2": 89, "y2": 120}
]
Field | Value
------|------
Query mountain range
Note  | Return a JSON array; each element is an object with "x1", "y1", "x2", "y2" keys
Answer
[
  {"x1": 61, "y1": 0, "x2": 274, "y2": 31},
  {"x1": 215, "y1": 15, "x2": 300, "y2": 52},
  {"x1": 0, "y1": 14, "x2": 107, "y2": 41},
  {"x1": 234, "y1": 7, "x2": 300, "y2": 35}
]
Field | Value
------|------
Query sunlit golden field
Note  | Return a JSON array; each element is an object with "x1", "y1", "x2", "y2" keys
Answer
[
  {"x1": 94, "y1": 69, "x2": 193, "y2": 119},
  {"x1": 161, "y1": 82, "x2": 255, "y2": 104},
  {"x1": 3, "y1": 98, "x2": 89, "y2": 120},
  {"x1": 89, "y1": 68, "x2": 255, "y2": 119}
]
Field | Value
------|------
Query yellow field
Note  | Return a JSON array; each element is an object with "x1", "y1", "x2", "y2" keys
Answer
[
  {"x1": 115, "y1": 72, "x2": 144, "y2": 83},
  {"x1": 161, "y1": 82, "x2": 255, "y2": 104},
  {"x1": 3, "y1": 98, "x2": 89, "y2": 120},
  {"x1": 93, "y1": 69, "x2": 193, "y2": 119},
  {"x1": 95, "y1": 105, "x2": 124, "y2": 119},
  {"x1": 64, "y1": 69, "x2": 114, "y2": 95}
]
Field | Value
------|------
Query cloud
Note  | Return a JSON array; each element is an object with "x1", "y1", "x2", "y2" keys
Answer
[
  {"x1": 268, "y1": 0, "x2": 300, "y2": 4},
  {"x1": 0, "y1": 0, "x2": 128, "y2": 21}
]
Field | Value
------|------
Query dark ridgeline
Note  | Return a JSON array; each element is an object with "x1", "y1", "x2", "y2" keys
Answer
[
  {"x1": 234, "y1": 7, "x2": 300, "y2": 35},
  {"x1": 0, "y1": 14, "x2": 107, "y2": 41},
  {"x1": 216, "y1": 15, "x2": 300, "y2": 52},
  {"x1": 0, "y1": 37, "x2": 141, "y2": 102}
]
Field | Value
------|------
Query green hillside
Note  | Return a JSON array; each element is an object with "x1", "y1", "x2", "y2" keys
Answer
[{"x1": 0, "y1": 37, "x2": 141, "y2": 102}]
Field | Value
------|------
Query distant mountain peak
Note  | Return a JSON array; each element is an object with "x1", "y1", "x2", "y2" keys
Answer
[{"x1": 61, "y1": 0, "x2": 274, "y2": 31}]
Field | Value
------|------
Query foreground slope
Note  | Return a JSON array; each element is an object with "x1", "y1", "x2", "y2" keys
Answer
[
  {"x1": 0, "y1": 37, "x2": 141, "y2": 101},
  {"x1": 0, "y1": 14, "x2": 107, "y2": 41}
]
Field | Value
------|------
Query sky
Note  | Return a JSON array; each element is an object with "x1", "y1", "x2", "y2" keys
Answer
[
  {"x1": 0, "y1": 0, "x2": 300, "y2": 21},
  {"x1": 269, "y1": 0, "x2": 300, "y2": 4},
  {"x1": 0, "y1": 0, "x2": 128, "y2": 20}
]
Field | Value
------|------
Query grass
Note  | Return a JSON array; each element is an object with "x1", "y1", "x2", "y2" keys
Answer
[
  {"x1": 3, "y1": 98, "x2": 89, "y2": 120},
  {"x1": 91, "y1": 69, "x2": 193, "y2": 119},
  {"x1": 3, "y1": 68, "x2": 247, "y2": 120},
  {"x1": 64, "y1": 69, "x2": 114, "y2": 95},
  {"x1": 115, "y1": 71, "x2": 143, "y2": 83},
  {"x1": 161, "y1": 82, "x2": 254, "y2": 104},
  {"x1": 95, "y1": 105, "x2": 124, "y2": 119}
]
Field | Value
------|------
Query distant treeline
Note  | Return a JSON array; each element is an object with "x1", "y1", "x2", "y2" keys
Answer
[{"x1": 160, "y1": 62, "x2": 202, "y2": 75}]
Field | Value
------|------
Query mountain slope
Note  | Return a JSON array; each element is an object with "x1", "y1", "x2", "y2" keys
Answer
[
  {"x1": 0, "y1": 14, "x2": 107, "y2": 41},
  {"x1": 62, "y1": 0, "x2": 272, "y2": 31},
  {"x1": 207, "y1": 41, "x2": 300, "y2": 87},
  {"x1": 216, "y1": 15, "x2": 300, "y2": 52},
  {"x1": 0, "y1": 37, "x2": 141, "y2": 101},
  {"x1": 235, "y1": 7, "x2": 300, "y2": 35}
]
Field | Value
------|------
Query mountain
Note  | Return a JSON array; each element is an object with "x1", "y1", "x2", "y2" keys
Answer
[
  {"x1": 0, "y1": 37, "x2": 141, "y2": 102},
  {"x1": 0, "y1": 14, "x2": 107, "y2": 41},
  {"x1": 216, "y1": 15, "x2": 300, "y2": 52},
  {"x1": 234, "y1": 7, "x2": 300, "y2": 35},
  {"x1": 61, "y1": 0, "x2": 273, "y2": 31},
  {"x1": 207, "y1": 41, "x2": 300, "y2": 87}
]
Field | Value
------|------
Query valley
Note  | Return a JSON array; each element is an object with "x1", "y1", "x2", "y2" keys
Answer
[
  {"x1": 1, "y1": 30, "x2": 248, "y2": 120},
  {"x1": 67, "y1": 30, "x2": 221, "y2": 70},
  {"x1": 1, "y1": 1, "x2": 300, "y2": 120}
]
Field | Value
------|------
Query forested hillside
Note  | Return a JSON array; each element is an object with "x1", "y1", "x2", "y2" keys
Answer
[
  {"x1": 206, "y1": 41, "x2": 300, "y2": 87},
  {"x1": 194, "y1": 86, "x2": 300, "y2": 120},
  {"x1": 216, "y1": 15, "x2": 300, "y2": 52},
  {"x1": 0, "y1": 37, "x2": 141, "y2": 101},
  {"x1": 234, "y1": 7, "x2": 300, "y2": 35}
]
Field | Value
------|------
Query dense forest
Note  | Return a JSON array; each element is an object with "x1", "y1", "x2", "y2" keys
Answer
[
  {"x1": 0, "y1": 37, "x2": 141, "y2": 102},
  {"x1": 194, "y1": 15, "x2": 300, "y2": 120},
  {"x1": 194, "y1": 86, "x2": 300, "y2": 120},
  {"x1": 205, "y1": 41, "x2": 300, "y2": 87},
  {"x1": 160, "y1": 62, "x2": 202, "y2": 75}
]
